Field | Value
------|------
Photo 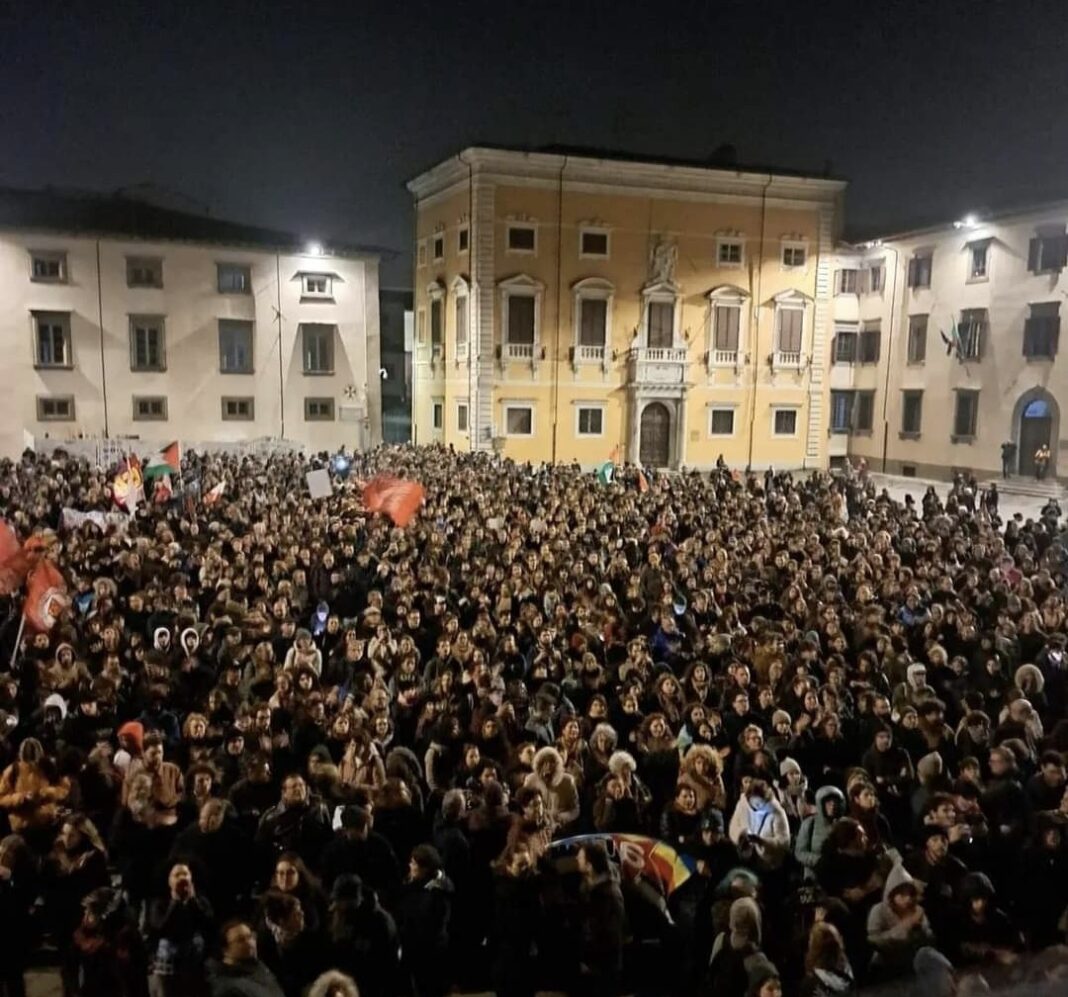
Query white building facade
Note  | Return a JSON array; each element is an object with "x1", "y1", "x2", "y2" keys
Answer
[
  {"x1": 829, "y1": 202, "x2": 1068, "y2": 480},
  {"x1": 0, "y1": 189, "x2": 383, "y2": 459}
]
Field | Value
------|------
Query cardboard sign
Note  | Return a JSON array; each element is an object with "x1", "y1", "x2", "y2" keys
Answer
[{"x1": 306, "y1": 469, "x2": 333, "y2": 500}]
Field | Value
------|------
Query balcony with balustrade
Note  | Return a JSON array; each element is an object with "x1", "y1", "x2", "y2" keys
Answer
[{"x1": 626, "y1": 346, "x2": 689, "y2": 388}]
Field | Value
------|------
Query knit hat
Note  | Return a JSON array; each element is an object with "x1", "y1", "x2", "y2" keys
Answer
[
  {"x1": 779, "y1": 757, "x2": 802, "y2": 778},
  {"x1": 117, "y1": 720, "x2": 145, "y2": 752},
  {"x1": 771, "y1": 709, "x2": 791, "y2": 728},
  {"x1": 916, "y1": 752, "x2": 943, "y2": 783},
  {"x1": 728, "y1": 896, "x2": 762, "y2": 949}
]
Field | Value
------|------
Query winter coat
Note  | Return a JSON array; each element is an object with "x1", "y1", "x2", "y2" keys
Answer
[
  {"x1": 395, "y1": 871, "x2": 454, "y2": 997},
  {"x1": 795, "y1": 786, "x2": 844, "y2": 874},
  {"x1": 728, "y1": 793, "x2": 790, "y2": 868},
  {"x1": 0, "y1": 759, "x2": 71, "y2": 831},
  {"x1": 328, "y1": 892, "x2": 402, "y2": 997},
  {"x1": 677, "y1": 744, "x2": 727, "y2": 811},
  {"x1": 523, "y1": 747, "x2": 580, "y2": 829},
  {"x1": 207, "y1": 958, "x2": 285, "y2": 997},
  {"x1": 580, "y1": 870, "x2": 626, "y2": 984},
  {"x1": 866, "y1": 864, "x2": 933, "y2": 976}
]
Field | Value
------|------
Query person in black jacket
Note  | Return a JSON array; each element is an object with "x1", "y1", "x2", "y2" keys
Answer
[
  {"x1": 491, "y1": 841, "x2": 541, "y2": 997},
  {"x1": 253, "y1": 774, "x2": 331, "y2": 880},
  {"x1": 255, "y1": 892, "x2": 330, "y2": 997},
  {"x1": 394, "y1": 844, "x2": 454, "y2": 997},
  {"x1": 0, "y1": 835, "x2": 39, "y2": 997},
  {"x1": 575, "y1": 840, "x2": 625, "y2": 997},
  {"x1": 325, "y1": 875, "x2": 401, "y2": 997},
  {"x1": 146, "y1": 862, "x2": 215, "y2": 997},
  {"x1": 319, "y1": 805, "x2": 400, "y2": 900}
]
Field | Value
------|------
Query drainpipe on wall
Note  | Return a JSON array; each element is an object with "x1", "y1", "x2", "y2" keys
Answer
[
  {"x1": 745, "y1": 175, "x2": 774, "y2": 470},
  {"x1": 458, "y1": 150, "x2": 475, "y2": 451},
  {"x1": 276, "y1": 252, "x2": 285, "y2": 439},
  {"x1": 95, "y1": 240, "x2": 110, "y2": 438},
  {"x1": 551, "y1": 155, "x2": 568, "y2": 465},
  {"x1": 879, "y1": 245, "x2": 901, "y2": 473}
]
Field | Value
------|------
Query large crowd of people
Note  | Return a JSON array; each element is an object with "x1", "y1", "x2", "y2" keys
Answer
[{"x1": 1, "y1": 444, "x2": 1068, "y2": 997}]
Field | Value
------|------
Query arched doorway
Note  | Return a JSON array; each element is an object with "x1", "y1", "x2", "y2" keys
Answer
[
  {"x1": 1015, "y1": 389, "x2": 1060, "y2": 477},
  {"x1": 639, "y1": 402, "x2": 671, "y2": 466}
]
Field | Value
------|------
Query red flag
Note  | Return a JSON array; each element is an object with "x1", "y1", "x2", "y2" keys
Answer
[
  {"x1": 24, "y1": 560, "x2": 69, "y2": 632},
  {"x1": 0, "y1": 521, "x2": 25, "y2": 595},
  {"x1": 0, "y1": 522, "x2": 50, "y2": 596},
  {"x1": 362, "y1": 476, "x2": 425, "y2": 527}
]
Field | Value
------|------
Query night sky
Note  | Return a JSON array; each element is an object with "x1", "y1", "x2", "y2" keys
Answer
[{"x1": 4, "y1": 0, "x2": 1068, "y2": 284}]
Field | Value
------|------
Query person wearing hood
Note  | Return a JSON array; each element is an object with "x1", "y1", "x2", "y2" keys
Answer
[
  {"x1": 912, "y1": 946, "x2": 958, "y2": 997},
  {"x1": 0, "y1": 736, "x2": 71, "y2": 837},
  {"x1": 892, "y1": 662, "x2": 932, "y2": 719},
  {"x1": 575, "y1": 839, "x2": 625, "y2": 997},
  {"x1": 795, "y1": 786, "x2": 845, "y2": 878},
  {"x1": 394, "y1": 844, "x2": 454, "y2": 997},
  {"x1": 677, "y1": 743, "x2": 727, "y2": 812},
  {"x1": 523, "y1": 745, "x2": 580, "y2": 830},
  {"x1": 953, "y1": 872, "x2": 1022, "y2": 971},
  {"x1": 729, "y1": 778, "x2": 790, "y2": 871},
  {"x1": 866, "y1": 862, "x2": 934, "y2": 980},
  {"x1": 704, "y1": 896, "x2": 767, "y2": 997},
  {"x1": 326, "y1": 875, "x2": 401, "y2": 997}
]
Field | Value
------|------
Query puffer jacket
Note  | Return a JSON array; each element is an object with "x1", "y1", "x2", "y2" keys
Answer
[
  {"x1": 795, "y1": 786, "x2": 845, "y2": 874},
  {"x1": 0, "y1": 760, "x2": 71, "y2": 831}
]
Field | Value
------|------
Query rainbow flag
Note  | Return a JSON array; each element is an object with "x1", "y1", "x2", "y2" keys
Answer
[{"x1": 548, "y1": 833, "x2": 695, "y2": 895}]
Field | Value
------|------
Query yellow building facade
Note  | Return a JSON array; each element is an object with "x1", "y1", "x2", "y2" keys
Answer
[{"x1": 407, "y1": 148, "x2": 845, "y2": 469}]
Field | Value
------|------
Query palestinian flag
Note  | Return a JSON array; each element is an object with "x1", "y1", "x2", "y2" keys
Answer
[{"x1": 144, "y1": 441, "x2": 180, "y2": 480}]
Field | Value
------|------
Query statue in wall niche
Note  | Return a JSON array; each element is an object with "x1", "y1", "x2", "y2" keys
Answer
[{"x1": 649, "y1": 240, "x2": 677, "y2": 285}]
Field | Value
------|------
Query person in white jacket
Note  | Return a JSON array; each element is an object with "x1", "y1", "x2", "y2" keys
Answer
[{"x1": 728, "y1": 779, "x2": 791, "y2": 869}]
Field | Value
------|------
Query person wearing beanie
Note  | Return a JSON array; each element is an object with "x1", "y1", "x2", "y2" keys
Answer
[
  {"x1": 776, "y1": 756, "x2": 810, "y2": 828},
  {"x1": 115, "y1": 720, "x2": 146, "y2": 773},
  {"x1": 745, "y1": 954, "x2": 782, "y2": 997},
  {"x1": 706, "y1": 896, "x2": 767, "y2": 997}
]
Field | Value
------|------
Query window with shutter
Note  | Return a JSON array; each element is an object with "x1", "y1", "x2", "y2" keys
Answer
[
  {"x1": 777, "y1": 309, "x2": 803, "y2": 353},
  {"x1": 579, "y1": 298, "x2": 607, "y2": 347},
  {"x1": 854, "y1": 392, "x2": 874, "y2": 431},
  {"x1": 907, "y1": 316, "x2": 928, "y2": 363},
  {"x1": 507, "y1": 296, "x2": 535, "y2": 345},
  {"x1": 830, "y1": 391, "x2": 853, "y2": 433},
  {"x1": 713, "y1": 305, "x2": 740, "y2": 352},
  {"x1": 836, "y1": 269, "x2": 858, "y2": 294},
  {"x1": 129, "y1": 317, "x2": 166, "y2": 371},
  {"x1": 833, "y1": 330, "x2": 858, "y2": 364},
  {"x1": 958, "y1": 309, "x2": 986, "y2": 360},
  {"x1": 908, "y1": 254, "x2": 932, "y2": 288},
  {"x1": 1029, "y1": 233, "x2": 1068, "y2": 273},
  {"x1": 953, "y1": 391, "x2": 979, "y2": 439},
  {"x1": 647, "y1": 301, "x2": 674, "y2": 348},
  {"x1": 430, "y1": 299, "x2": 443, "y2": 349},
  {"x1": 901, "y1": 391, "x2": 923, "y2": 435},
  {"x1": 455, "y1": 297, "x2": 468, "y2": 352},
  {"x1": 859, "y1": 323, "x2": 881, "y2": 364},
  {"x1": 1023, "y1": 301, "x2": 1060, "y2": 359}
]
